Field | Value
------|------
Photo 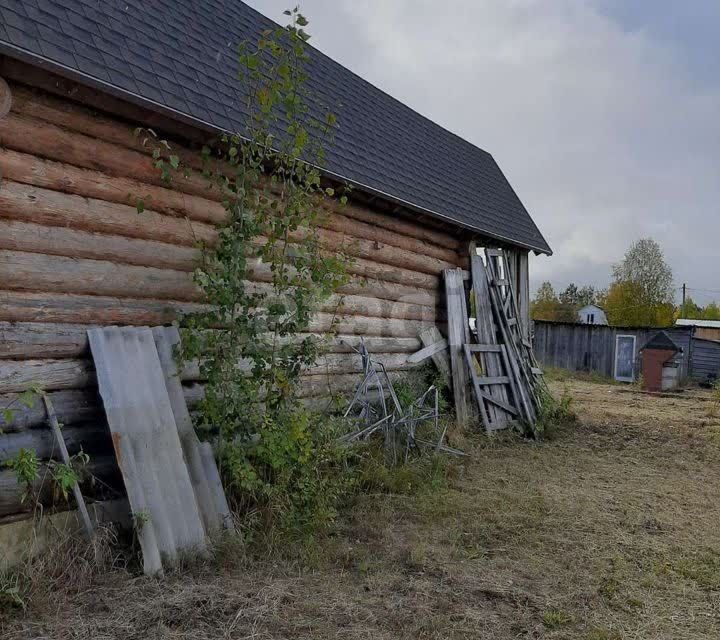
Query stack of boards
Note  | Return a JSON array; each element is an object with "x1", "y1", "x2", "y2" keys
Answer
[
  {"x1": 88, "y1": 325, "x2": 231, "y2": 576},
  {"x1": 443, "y1": 247, "x2": 544, "y2": 433}
]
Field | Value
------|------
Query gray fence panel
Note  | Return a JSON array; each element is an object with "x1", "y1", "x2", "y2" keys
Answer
[{"x1": 689, "y1": 338, "x2": 720, "y2": 382}]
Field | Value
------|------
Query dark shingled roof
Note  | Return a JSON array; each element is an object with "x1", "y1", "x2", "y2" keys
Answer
[
  {"x1": 0, "y1": 0, "x2": 551, "y2": 254},
  {"x1": 643, "y1": 331, "x2": 681, "y2": 353}
]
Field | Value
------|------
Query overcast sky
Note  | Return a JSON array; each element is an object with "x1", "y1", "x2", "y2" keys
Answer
[{"x1": 246, "y1": 0, "x2": 720, "y2": 304}]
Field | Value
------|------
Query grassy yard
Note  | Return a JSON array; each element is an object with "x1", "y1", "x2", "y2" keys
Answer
[{"x1": 4, "y1": 379, "x2": 720, "y2": 639}]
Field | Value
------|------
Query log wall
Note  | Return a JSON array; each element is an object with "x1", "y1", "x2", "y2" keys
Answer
[{"x1": 0, "y1": 77, "x2": 474, "y2": 522}]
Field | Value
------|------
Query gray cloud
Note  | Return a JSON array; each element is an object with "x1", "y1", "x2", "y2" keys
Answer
[{"x1": 246, "y1": 1, "x2": 720, "y2": 302}]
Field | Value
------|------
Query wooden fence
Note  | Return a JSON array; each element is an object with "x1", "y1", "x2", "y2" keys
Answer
[{"x1": 532, "y1": 321, "x2": 694, "y2": 381}]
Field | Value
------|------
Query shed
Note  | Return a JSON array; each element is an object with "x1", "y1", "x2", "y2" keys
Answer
[
  {"x1": 0, "y1": 2, "x2": 550, "y2": 526},
  {"x1": 676, "y1": 319, "x2": 720, "y2": 342}
]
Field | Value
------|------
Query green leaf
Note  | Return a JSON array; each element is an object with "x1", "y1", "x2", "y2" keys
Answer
[
  {"x1": 18, "y1": 390, "x2": 36, "y2": 409},
  {"x1": 169, "y1": 155, "x2": 180, "y2": 169},
  {"x1": 2, "y1": 408, "x2": 13, "y2": 424},
  {"x1": 296, "y1": 14, "x2": 308, "y2": 27}
]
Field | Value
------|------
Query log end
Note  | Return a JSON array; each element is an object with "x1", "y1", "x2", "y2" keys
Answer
[{"x1": 0, "y1": 77, "x2": 11, "y2": 119}]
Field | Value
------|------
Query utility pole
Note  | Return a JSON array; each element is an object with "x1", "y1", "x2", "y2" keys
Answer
[{"x1": 682, "y1": 283, "x2": 687, "y2": 318}]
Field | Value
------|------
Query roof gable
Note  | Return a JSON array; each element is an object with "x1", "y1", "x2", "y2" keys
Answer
[{"x1": 0, "y1": 0, "x2": 551, "y2": 254}]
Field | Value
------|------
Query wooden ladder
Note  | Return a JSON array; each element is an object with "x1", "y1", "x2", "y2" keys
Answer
[{"x1": 484, "y1": 248, "x2": 540, "y2": 424}]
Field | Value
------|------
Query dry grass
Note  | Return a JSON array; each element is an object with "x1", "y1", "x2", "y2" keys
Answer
[{"x1": 3, "y1": 378, "x2": 720, "y2": 639}]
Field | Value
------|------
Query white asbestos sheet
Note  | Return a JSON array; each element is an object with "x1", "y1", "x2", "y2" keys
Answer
[
  {"x1": 152, "y1": 326, "x2": 232, "y2": 533},
  {"x1": 88, "y1": 326, "x2": 207, "y2": 575}
]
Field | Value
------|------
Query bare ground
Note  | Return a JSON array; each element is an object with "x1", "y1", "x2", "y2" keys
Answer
[{"x1": 3, "y1": 379, "x2": 720, "y2": 639}]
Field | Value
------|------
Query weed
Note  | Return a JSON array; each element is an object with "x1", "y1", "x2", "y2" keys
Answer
[
  {"x1": 599, "y1": 555, "x2": 627, "y2": 600},
  {"x1": 0, "y1": 575, "x2": 25, "y2": 611},
  {"x1": 543, "y1": 367, "x2": 617, "y2": 385},
  {"x1": 587, "y1": 629, "x2": 622, "y2": 640},
  {"x1": 353, "y1": 444, "x2": 451, "y2": 496},
  {"x1": 4, "y1": 448, "x2": 40, "y2": 504},
  {"x1": 535, "y1": 385, "x2": 577, "y2": 439},
  {"x1": 542, "y1": 608, "x2": 572, "y2": 629},
  {"x1": 665, "y1": 546, "x2": 720, "y2": 591}
]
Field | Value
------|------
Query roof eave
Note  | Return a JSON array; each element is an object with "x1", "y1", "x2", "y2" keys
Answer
[{"x1": 0, "y1": 43, "x2": 553, "y2": 256}]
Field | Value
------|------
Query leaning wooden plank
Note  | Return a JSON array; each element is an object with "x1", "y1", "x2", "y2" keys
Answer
[
  {"x1": 419, "y1": 327, "x2": 451, "y2": 384},
  {"x1": 407, "y1": 337, "x2": 448, "y2": 364},
  {"x1": 470, "y1": 252, "x2": 511, "y2": 428},
  {"x1": 475, "y1": 376, "x2": 511, "y2": 385},
  {"x1": 42, "y1": 394, "x2": 94, "y2": 537},
  {"x1": 88, "y1": 326, "x2": 207, "y2": 574},
  {"x1": 474, "y1": 389, "x2": 519, "y2": 416},
  {"x1": 443, "y1": 269, "x2": 471, "y2": 428},
  {"x1": 153, "y1": 326, "x2": 229, "y2": 534},
  {"x1": 466, "y1": 344, "x2": 502, "y2": 353},
  {"x1": 463, "y1": 344, "x2": 492, "y2": 431}
]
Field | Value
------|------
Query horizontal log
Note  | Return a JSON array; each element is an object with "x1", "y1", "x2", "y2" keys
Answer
[
  {"x1": 323, "y1": 293, "x2": 437, "y2": 323},
  {"x1": 0, "y1": 220, "x2": 438, "y2": 304},
  {"x1": 289, "y1": 226, "x2": 454, "y2": 276},
  {"x1": 323, "y1": 334, "x2": 421, "y2": 354},
  {"x1": 0, "y1": 180, "x2": 216, "y2": 247},
  {"x1": 0, "y1": 148, "x2": 460, "y2": 262},
  {"x1": 7, "y1": 89, "x2": 462, "y2": 252},
  {"x1": 0, "y1": 359, "x2": 95, "y2": 394},
  {"x1": 0, "y1": 388, "x2": 102, "y2": 432},
  {"x1": 0, "y1": 113, "x2": 214, "y2": 199},
  {"x1": 182, "y1": 351, "x2": 416, "y2": 382},
  {"x1": 309, "y1": 312, "x2": 436, "y2": 338},
  {"x1": 10, "y1": 84, "x2": 222, "y2": 180},
  {"x1": 2, "y1": 250, "x2": 437, "y2": 321},
  {"x1": 0, "y1": 291, "x2": 434, "y2": 335},
  {"x1": 0, "y1": 250, "x2": 200, "y2": 302},
  {"x1": 0, "y1": 219, "x2": 439, "y2": 306},
  {"x1": 321, "y1": 211, "x2": 461, "y2": 264},
  {"x1": 0, "y1": 148, "x2": 225, "y2": 224},
  {"x1": 311, "y1": 351, "x2": 416, "y2": 376},
  {"x1": 333, "y1": 200, "x2": 462, "y2": 251},
  {"x1": 0, "y1": 323, "x2": 422, "y2": 361},
  {"x1": 0, "y1": 181, "x2": 442, "y2": 287},
  {"x1": 343, "y1": 256, "x2": 438, "y2": 290},
  {"x1": 0, "y1": 455, "x2": 119, "y2": 518},
  {"x1": 0, "y1": 322, "x2": 89, "y2": 359},
  {"x1": 0, "y1": 291, "x2": 203, "y2": 326},
  {"x1": 183, "y1": 369, "x2": 406, "y2": 405},
  {"x1": 0, "y1": 348, "x2": 420, "y2": 394},
  {"x1": 0, "y1": 219, "x2": 200, "y2": 272},
  {"x1": 0, "y1": 423, "x2": 110, "y2": 462},
  {"x1": 0, "y1": 496, "x2": 130, "y2": 528}
]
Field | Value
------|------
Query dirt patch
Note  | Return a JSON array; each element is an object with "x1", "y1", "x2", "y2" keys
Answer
[{"x1": 3, "y1": 379, "x2": 720, "y2": 639}]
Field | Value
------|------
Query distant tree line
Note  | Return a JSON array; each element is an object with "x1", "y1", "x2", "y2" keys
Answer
[{"x1": 531, "y1": 238, "x2": 720, "y2": 327}]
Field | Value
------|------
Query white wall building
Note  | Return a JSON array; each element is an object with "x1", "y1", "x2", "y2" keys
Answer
[{"x1": 577, "y1": 304, "x2": 608, "y2": 325}]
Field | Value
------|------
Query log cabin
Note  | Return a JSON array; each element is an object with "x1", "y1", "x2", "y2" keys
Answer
[{"x1": 0, "y1": 2, "x2": 551, "y2": 528}]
